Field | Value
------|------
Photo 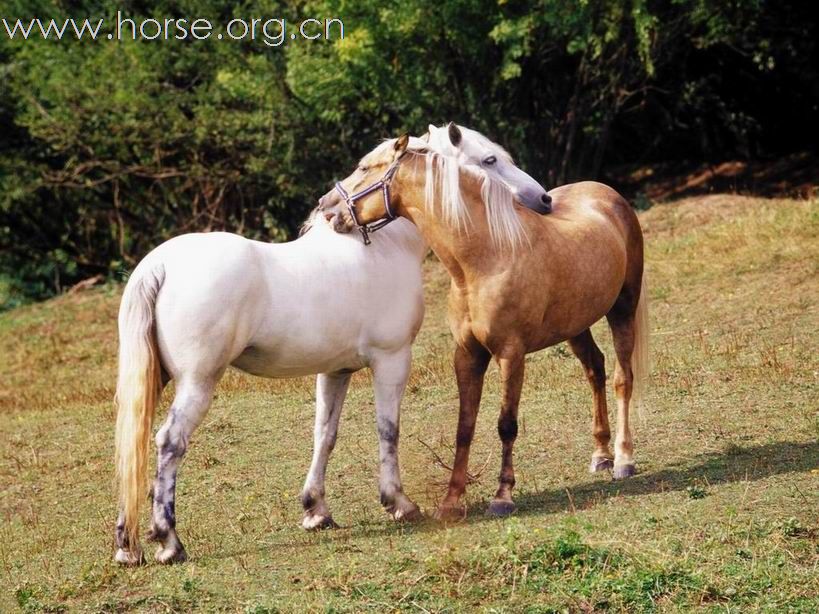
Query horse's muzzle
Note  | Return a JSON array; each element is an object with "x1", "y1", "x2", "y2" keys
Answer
[
  {"x1": 318, "y1": 193, "x2": 355, "y2": 234},
  {"x1": 538, "y1": 193, "x2": 553, "y2": 214}
]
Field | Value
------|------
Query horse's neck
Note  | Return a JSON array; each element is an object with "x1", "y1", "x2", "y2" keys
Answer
[
  {"x1": 397, "y1": 157, "x2": 507, "y2": 285},
  {"x1": 399, "y1": 200, "x2": 493, "y2": 289}
]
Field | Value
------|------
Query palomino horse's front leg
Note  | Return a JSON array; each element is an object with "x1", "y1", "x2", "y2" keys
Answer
[
  {"x1": 146, "y1": 380, "x2": 213, "y2": 564},
  {"x1": 487, "y1": 351, "x2": 525, "y2": 516},
  {"x1": 301, "y1": 371, "x2": 352, "y2": 529},
  {"x1": 371, "y1": 347, "x2": 421, "y2": 521},
  {"x1": 435, "y1": 343, "x2": 490, "y2": 520}
]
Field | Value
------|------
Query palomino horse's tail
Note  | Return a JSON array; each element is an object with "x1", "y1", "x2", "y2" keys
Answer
[
  {"x1": 115, "y1": 264, "x2": 165, "y2": 552},
  {"x1": 631, "y1": 273, "x2": 650, "y2": 418}
]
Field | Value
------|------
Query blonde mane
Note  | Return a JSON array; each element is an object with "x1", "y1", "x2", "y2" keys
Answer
[{"x1": 411, "y1": 136, "x2": 527, "y2": 252}]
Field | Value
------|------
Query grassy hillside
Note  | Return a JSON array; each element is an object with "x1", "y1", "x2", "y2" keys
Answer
[{"x1": 1, "y1": 195, "x2": 817, "y2": 612}]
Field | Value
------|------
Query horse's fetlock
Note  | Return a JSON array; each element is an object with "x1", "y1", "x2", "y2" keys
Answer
[
  {"x1": 380, "y1": 490, "x2": 397, "y2": 511},
  {"x1": 115, "y1": 520, "x2": 130, "y2": 549},
  {"x1": 301, "y1": 489, "x2": 324, "y2": 512},
  {"x1": 147, "y1": 524, "x2": 169, "y2": 543},
  {"x1": 498, "y1": 473, "x2": 516, "y2": 488}
]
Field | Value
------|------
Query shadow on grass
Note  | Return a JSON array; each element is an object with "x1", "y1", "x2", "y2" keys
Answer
[
  {"x1": 352, "y1": 439, "x2": 818, "y2": 538},
  {"x1": 197, "y1": 439, "x2": 818, "y2": 561},
  {"x1": 512, "y1": 439, "x2": 819, "y2": 517}
]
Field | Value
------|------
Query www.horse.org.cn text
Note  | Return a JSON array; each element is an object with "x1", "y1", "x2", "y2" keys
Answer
[{"x1": 1, "y1": 13, "x2": 345, "y2": 46}]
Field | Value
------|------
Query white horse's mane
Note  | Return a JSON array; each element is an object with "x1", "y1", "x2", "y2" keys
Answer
[{"x1": 414, "y1": 127, "x2": 527, "y2": 251}]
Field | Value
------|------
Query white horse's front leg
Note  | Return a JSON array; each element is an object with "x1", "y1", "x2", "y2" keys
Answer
[
  {"x1": 372, "y1": 348, "x2": 422, "y2": 522},
  {"x1": 301, "y1": 371, "x2": 351, "y2": 530}
]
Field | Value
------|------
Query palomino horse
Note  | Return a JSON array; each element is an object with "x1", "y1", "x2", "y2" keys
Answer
[
  {"x1": 113, "y1": 132, "x2": 550, "y2": 564},
  {"x1": 319, "y1": 128, "x2": 648, "y2": 519}
]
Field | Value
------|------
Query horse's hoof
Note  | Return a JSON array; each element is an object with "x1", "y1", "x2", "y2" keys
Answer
[
  {"x1": 486, "y1": 499, "x2": 517, "y2": 517},
  {"x1": 155, "y1": 545, "x2": 187, "y2": 565},
  {"x1": 433, "y1": 504, "x2": 466, "y2": 522},
  {"x1": 393, "y1": 504, "x2": 424, "y2": 523},
  {"x1": 589, "y1": 457, "x2": 614, "y2": 473},
  {"x1": 302, "y1": 514, "x2": 339, "y2": 531},
  {"x1": 114, "y1": 547, "x2": 145, "y2": 566},
  {"x1": 613, "y1": 463, "x2": 636, "y2": 479}
]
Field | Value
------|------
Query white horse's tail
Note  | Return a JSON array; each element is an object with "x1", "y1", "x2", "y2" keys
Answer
[
  {"x1": 115, "y1": 264, "x2": 165, "y2": 550},
  {"x1": 631, "y1": 273, "x2": 650, "y2": 417}
]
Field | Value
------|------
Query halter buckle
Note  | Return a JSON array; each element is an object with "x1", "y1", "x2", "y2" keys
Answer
[{"x1": 358, "y1": 226, "x2": 372, "y2": 245}]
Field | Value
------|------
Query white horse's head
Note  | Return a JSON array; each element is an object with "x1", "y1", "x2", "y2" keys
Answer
[{"x1": 426, "y1": 123, "x2": 552, "y2": 214}]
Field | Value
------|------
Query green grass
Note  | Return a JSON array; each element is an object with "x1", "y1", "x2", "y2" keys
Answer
[{"x1": 1, "y1": 195, "x2": 817, "y2": 612}]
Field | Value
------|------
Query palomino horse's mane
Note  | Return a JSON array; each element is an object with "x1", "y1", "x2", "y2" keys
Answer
[
  {"x1": 307, "y1": 133, "x2": 527, "y2": 250},
  {"x1": 412, "y1": 133, "x2": 527, "y2": 251}
]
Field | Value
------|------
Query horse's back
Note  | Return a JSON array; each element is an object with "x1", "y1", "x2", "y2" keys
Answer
[{"x1": 545, "y1": 181, "x2": 639, "y2": 237}]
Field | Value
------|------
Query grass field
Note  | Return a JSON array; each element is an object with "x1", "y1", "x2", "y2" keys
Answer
[{"x1": 1, "y1": 195, "x2": 817, "y2": 612}]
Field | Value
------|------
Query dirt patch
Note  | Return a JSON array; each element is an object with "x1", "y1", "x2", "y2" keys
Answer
[{"x1": 610, "y1": 151, "x2": 817, "y2": 202}]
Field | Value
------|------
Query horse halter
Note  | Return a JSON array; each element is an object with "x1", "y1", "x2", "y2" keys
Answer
[{"x1": 333, "y1": 155, "x2": 403, "y2": 245}]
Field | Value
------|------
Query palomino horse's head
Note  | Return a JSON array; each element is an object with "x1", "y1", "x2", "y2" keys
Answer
[
  {"x1": 427, "y1": 123, "x2": 551, "y2": 214},
  {"x1": 318, "y1": 134, "x2": 414, "y2": 237},
  {"x1": 320, "y1": 129, "x2": 538, "y2": 250}
]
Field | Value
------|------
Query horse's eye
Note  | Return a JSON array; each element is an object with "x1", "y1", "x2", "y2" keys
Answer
[
  {"x1": 358, "y1": 165, "x2": 369, "y2": 172},
  {"x1": 483, "y1": 156, "x2": 497, "y2": 166}
]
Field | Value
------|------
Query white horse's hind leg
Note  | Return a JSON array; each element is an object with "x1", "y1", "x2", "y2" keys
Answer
[
  {"x1": 301, "y1": 372, "x2": 351, "y2": 530},
  {"x1": 148, "y1": 379, "x2": 215, "y2": 563},
  {"x1": 372, "y1": 348, "x2": 421, "y2": 522}
]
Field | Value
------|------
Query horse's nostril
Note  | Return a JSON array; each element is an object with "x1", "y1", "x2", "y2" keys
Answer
[
  {"x1": 541, "y1": 194, "x2": 552, "y2": 205},
  {"x1": 324, "y1": 212, "x2": 335, "y2": 222}
]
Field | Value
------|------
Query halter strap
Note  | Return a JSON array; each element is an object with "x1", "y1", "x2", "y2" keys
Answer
[{"x1": 333, "y1": 156, "x2": 402, "y2": 245}]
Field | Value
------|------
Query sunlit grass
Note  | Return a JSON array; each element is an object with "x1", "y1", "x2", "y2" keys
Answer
[{"x1": 1, "y1": 195, "x2": 817, "y2": 612}]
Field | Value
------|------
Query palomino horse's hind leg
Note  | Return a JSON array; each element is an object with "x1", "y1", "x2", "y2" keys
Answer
[
  {"x1": 487, "y1": 350, "x2": 525, "y2": 517},
  {"x1": 301, "y1": 371, "x2": 352, "y2": 530},
  {"x1": 371, "y1": 347, "x2": 421, "y2": 522},
  {"x1": 568, "y1": 330, "x2": 614, "y2": 473},
  {"x1": 147, "y1": 379, "x2": 214, "y2": 564},
  {"x1": 607, "y1": 316, "x2": 637, "y2": 479},
  {"x1": 435, "y1": 343, "x2": 490, "y2": 520}
]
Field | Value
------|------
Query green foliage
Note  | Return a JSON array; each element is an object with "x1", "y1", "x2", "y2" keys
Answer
[
  {"x1": 1, "y1": 0, "x2": 816, "y2": 302},
  {"x1": 686, "y1": 484, "x2": 708, "y2": 499}
]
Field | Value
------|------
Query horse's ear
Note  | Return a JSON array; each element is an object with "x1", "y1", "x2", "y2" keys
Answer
[
  {"x1": 394, "y1": 133, "x2": 410, "y2": 154},
  {"x1": 447, "y1": 122, "x2": 462, "y2": 146},
  {"x1": 427, "y1": 124, "x2": 437, "y2": 135}
]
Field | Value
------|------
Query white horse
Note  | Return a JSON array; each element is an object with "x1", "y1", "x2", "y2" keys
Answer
[
  {"x1": 114, "y1": 128, "x2": 549, "y2": 566},
  {"x1": 114, "y1": 211, "x2": 425, "y2": 565}
]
